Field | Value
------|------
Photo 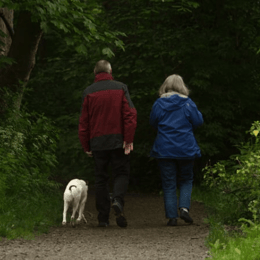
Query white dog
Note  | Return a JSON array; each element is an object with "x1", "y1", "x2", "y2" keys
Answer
[{"x1": 62, "y1": 179, "x2": 88, "y2": 227}]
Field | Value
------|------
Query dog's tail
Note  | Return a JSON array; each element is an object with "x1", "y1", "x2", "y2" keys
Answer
[
  {"x1": 69, "y1": 185, "x2": 77, "y2": 192},
  {"x1": 69, "y1": 185, "x2": 79, "y2": 197}
]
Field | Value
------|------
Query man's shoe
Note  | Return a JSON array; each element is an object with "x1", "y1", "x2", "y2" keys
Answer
[
  {"x1": 115, "y1": 215, "x2": 127, "y2": 228},
  {"x1": 112, "y1": 199, "x2": 123, "y2": 214},
  {"x1": 167, "y1": 218, "x2": 177, "y2": 226},
  {"x1": 98, "y1": 222, "x2": 109, "y2": 227},
  {"x1": 180, "y1": 208, "x2": 193, "y2": 224},
  {"x1": 112, "y1": 199, "x2": 127, "y2": 228}
]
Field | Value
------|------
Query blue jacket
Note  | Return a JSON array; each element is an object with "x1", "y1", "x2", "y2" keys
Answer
[{"x1": 150, "y1": 92, "x2": 203, "y2": 159}]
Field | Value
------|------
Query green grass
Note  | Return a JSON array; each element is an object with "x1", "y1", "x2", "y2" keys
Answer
[
  {"x1": 208, "y1": 222, "x2": 260, "y2": 260},
  {"x1": 192, "y1": 186, "x2": 260, "y2": 260},
  {"x1": 192, "y1": 185, "x2": 244, "y2": 225},
  {"x1": 0, "y1": 191, "x2": 63, "y2": 240}
]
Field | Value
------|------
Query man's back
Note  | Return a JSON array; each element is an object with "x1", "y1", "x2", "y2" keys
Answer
[{"x1": 79, "y1": 78, "x2": 137, "y2": 152}]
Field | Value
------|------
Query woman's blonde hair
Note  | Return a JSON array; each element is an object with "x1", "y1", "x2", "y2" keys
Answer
[{"x1": 158, "y1": 74, "x2": 189, "y2": 97}]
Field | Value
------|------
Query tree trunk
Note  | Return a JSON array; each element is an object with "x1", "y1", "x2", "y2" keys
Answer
[
  {"x1": 0, "y1": 8, "x2": 13, "y2": 56},
  {"x1": 0, "y1": 10, "x2": 43, "y2": 115}
]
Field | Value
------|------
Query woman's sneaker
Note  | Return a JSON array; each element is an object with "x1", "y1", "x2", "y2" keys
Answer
[
  {"x1": 112, "y1": 199, "x2": 127, "y2": 228},
  {"x1": 180, "y1": 208, "x2": 193, "y2": 224}
]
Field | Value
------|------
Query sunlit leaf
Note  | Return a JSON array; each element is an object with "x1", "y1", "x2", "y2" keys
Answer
[{"x1": 253, "y1": 130, "x2": 259, "y2": 137}]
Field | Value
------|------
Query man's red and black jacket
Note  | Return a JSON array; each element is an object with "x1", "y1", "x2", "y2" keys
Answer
[{"x1": 78, "y1": 79, "x2": 137, "y2": 152}]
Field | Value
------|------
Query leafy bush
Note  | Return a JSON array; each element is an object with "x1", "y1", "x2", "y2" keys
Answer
[
  {"x1": 203, "y1": 121, "x2": 260, "y2": 223},
  {"x1": 0, "y1": 192, "x2": 62, "y2": 239},
  {"x1": 209, "y1": 220, "x2": 260, "y2": 260},
  {"x1": 193, "y1": 184, "x2": 260, "y2": 260},
  {"x1": 0, "y1": 111, "x2": 60, "y2": 197},
  {"x1": 0, "y1": 108, "x2": 61, "y2": 238}
]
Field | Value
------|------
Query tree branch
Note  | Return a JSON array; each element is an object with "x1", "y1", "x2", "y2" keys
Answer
[{"x1": 0, "y1": 10, "x2": 14, "y2": 39}]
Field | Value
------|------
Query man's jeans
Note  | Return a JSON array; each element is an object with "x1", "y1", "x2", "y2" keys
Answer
[
  {"x1": 92, "y1": 148, "x2": 130, "y2": 223},
  {"x1": 157, "y1": 159, "x2": 194, "y2": 219}
]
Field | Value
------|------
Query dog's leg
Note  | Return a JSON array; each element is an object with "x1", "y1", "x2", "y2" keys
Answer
[
  {"x1": 76, "y1": 197, "x2": 87, "y2": 224},
  {"x1": 71, "y1": 201, "x2": 80, "y2": 227},
  {"x1": 82, "y1": 214, "x2": 88, "y2": 224},
  {"x1": 62, "y1": 201, "x2": 69, "y2": 225}
]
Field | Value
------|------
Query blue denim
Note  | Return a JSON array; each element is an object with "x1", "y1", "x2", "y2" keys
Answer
[{"x1": 157, "y1": 159, "x2": 194, "y2": 219}]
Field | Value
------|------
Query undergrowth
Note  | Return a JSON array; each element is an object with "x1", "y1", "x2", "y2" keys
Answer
[
  {"x1": 192, "y1": 121, "x2": 260, "y2": 259},
  {"x1": 0, "y1": 105, "x2": 62, "y2": 239},
  {"x1": 0, "y1": 191, "x2": 63, "y2": 239},
  {"x1": 193, "y1": 186, "x2": 260, "y2": 260}
]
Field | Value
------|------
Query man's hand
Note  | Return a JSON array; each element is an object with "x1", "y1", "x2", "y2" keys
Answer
[
  {"x1": 86, "y1": 151, "x2": 93, "y2": 157},
  {"x1": 123, "y1": 141, "x2": 133, "y2": 155}
]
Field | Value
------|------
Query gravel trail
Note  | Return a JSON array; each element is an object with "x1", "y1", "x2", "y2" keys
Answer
[{"x1": 1, "y1": 193, "x2": 210, "y2": 260}]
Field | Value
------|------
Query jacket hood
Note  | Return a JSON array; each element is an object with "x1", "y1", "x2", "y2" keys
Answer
[{"x1": 157, "y1": 91, "x2": 188, "y2": 111}]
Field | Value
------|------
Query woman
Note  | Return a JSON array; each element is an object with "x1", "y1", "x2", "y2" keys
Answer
[{"x1": 150, "y1": 74, "x2": 203, "y2": 226}]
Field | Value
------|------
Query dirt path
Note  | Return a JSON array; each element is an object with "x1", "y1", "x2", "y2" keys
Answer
[{"x1": 1, "y1": 193, "x2": 210, "y2": 260}]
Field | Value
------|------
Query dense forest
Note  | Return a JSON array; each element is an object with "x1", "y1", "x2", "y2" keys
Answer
[
  {"x1": 1, "y1": 1, "x2": 260, "y2": 252},
  {"x1": 1, "y1": 0, "x2": 260, "y2": 190}
]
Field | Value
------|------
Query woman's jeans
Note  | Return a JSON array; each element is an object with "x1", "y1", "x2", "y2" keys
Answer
[{"x1": 157, "y1": 159, "x2": 194, "y2": 219}]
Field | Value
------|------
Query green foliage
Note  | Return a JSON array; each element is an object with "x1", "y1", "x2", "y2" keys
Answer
[
  {"x1": 0, "y1": 157, "x2": 7, "y2": 209},
  {"x1": 203, "y1": 121, "x2": 260, "y2": 223},
  {"x1": 192, "y1": 186, "x2": 260, "y2": 260},
  {"x1": 0, "y1": 104, "x2": 61, "y2": 238},
  {"x1": 0, "y1": 56, "x2": 15, "y2": 69},
  {"x1": 0, "y1": 0, "x2": 125, "y2": 57},
  {"x1": 0, "y1": 110, "x2": 60, "y2": 198},
  {"x1": 23, "y1": 46, "x2": 99, "y2": 183},
  {"x1": 206, "y1": 219, "x2": 229, "y2": 252},
  {"x1": 0, "y1": 191, "x2": 62, "y2": 239},
  {"x1": 103, "y1": 0, "x2": 260, "y2": 183},
  {"x1": 23, "y1": 0, "x2": 260, "y2": 189},
  {"x1": 208, "y1": 221, "x2": 260, "y2": 260}
]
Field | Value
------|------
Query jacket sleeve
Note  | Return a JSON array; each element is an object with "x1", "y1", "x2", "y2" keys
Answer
[
  {"x1": 184, "y1": 100, "x2": 203, "y2": 129},
  {"x1": 122, "y1": 86, "x2": 137, "y2": 143},
  {"x1": 149, "y1": 101, "x2": 160, "y2": 129},
  {"x1": 78, "y1": 95, "x2": 90, "y2": 152}
]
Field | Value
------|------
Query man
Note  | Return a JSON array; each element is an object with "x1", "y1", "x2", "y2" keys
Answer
[{"x1": 79, "y1": 60, "x2": 137, "y2": 228}]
